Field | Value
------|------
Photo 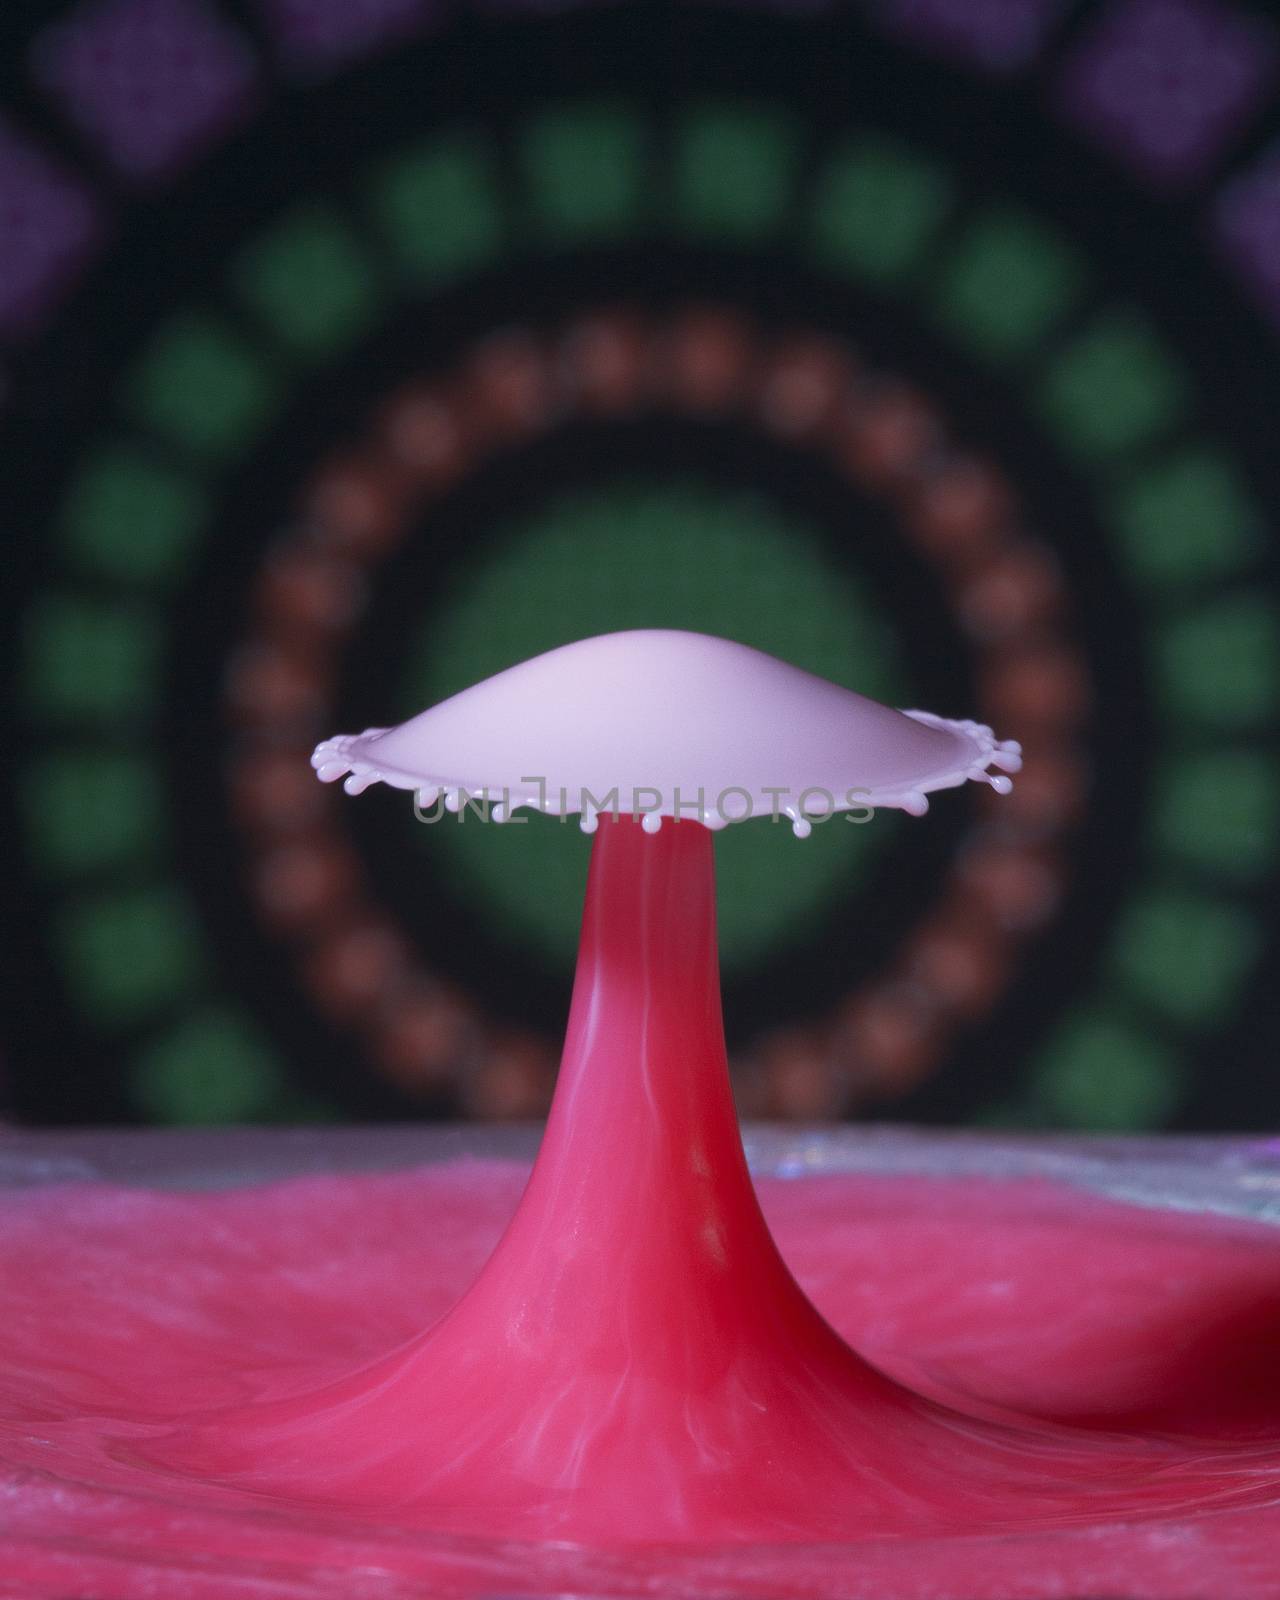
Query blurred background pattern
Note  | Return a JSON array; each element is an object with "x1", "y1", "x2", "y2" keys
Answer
[{"x1": 2, "y1": 0, "x2": 1279, "y2": 1131}]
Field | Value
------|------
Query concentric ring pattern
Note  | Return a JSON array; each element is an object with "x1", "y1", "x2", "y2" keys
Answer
[{"x1": 2, "y1": 0, "x2": 1279, "y2": 1132}]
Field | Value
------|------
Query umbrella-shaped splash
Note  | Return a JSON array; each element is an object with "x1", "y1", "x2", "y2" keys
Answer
[
  {"x1": 142, "y1": 631, "x2": 1280, "y2": 1544},
  {"x1": 311, "y1": 628, "x2": 1022, "y2": 831}
]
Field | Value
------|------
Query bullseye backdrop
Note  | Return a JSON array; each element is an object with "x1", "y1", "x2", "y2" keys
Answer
[{"x1": 3, "y1": 0, "x2": 1280, "y2": 1131}]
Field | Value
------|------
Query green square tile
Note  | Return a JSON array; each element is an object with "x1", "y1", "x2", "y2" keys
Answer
[
  {"x1": 523, "y1": 102, "x2": 644, "y2": 240},
  {"x1": 129, "y1": 314, "x2": 278, "y2": 459},
  {"x1": 1030, "y1": 1010, "x2": 1184, "y2": 1130},
  {"x1": 1110, "y1": 449, "x2": 1262, "y2": 588},
  {"x1": 24, "y1": 597, "x2": 160, "y2": 722},
  {"x1": 131, "y1": 1007, "x2": 287, "y2": 1124},
  {"x1": 932, "y1": 211, "x2": 1083, "y2": 362},
  {"x1": 811, "y1": 138, "x2": 950, "y2": 284},
  {"x1": 1157, "y1": 597, "x2": 1280, "y2": 727},
  {"x1": 60, "y1": 884, "x2": 204, "y2": 1025},
  {"x1": 1153, "y1": 751, "x2": 1280, "y2": 881},
  {"x1": 1109, "y1": 888, "x2": 1258, "y2": 1024},
  {"x1": 236, "y1": 208, "x2": 379, "y2": 357},
  {"x1": 23, "y1": 752, "x2": 165, "y2": 876},
  {"x1": 61, "y1": 446, "x2": 207, "y2": 585},
  {"x1": 375, "y1": 137, "x2": 503, "y2": 282},
  {"x1": 1040, "y1": 314, "x2": 1188, "y2": 461},
  {"x1": 674, "y1": 104, "x2": 797, "y2": 239}
]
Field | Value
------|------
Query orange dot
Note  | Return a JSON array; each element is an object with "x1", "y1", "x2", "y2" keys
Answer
[
  {"x1": 461, "y1": 1030, "x2": 557, "y2": 1119},
  {"x1": 466, "y1": 334, "x2": 556, "y2": 442},
  {"x1": 757, "y1": 339, "x2": 852, "y2": 439},
  {"x1": 663, "y1": 309, "x2": 754, "y2": 415},
  {"x1": 565, "y1": 312, "x2": 651, "y2": 414},
  {"x1": 836, "y1": 383, "x2": 938, "y2": 488},
  {"x1": 980, "y1": 645, "x2": 1092, "y2": 731},
  {"x1": 306, "y1": 458, "x2": 405, "y2": 558},
  {"x1": 757, "y1": 1026, "x2": 844, "y2": 1119},
  {"x1": 902, "y1": 912, "x2": 1008, "y2": 1021},
  {"x1": 226, "y1": 643, "x2": 328, "y2": 726},
  {"x1": 981, "y1": 747, "x2": 1089, "y2": 830},
  {"x1": 253, "y1": 839, "x2": 358, "y2": 930},
  {"x1": 303, "y1": 918, "x2": 409, "y2": 1019},
  {"x1": 955, "y1": 839, "x2": 1063, "y2": 931},
  {"x1": 382, "y1": 386, "x2": 469, "y2": 487},
  {"x1": 257, "y1": 548, "x2": 365, "y2": 636},
  {"x1": 959, "y1": 546, "x2": 1063, "y2": 640},
  {"x1": 834, "y1": 986, "x2": 941, "y2": 1096},
  {"x1": 908, "y1": 458, "x2": 1011, "y2": 567},
  {"x1": 375, "y1": 986, "x2": 476, "y2": 1092},
  {"x1": 229, "y1": 748, "x2": 325, "y2": 833}
]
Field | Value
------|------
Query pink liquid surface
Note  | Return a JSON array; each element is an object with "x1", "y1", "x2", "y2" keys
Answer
[{"x1": 4, "y1": 820, "x2": 1280, "y2": 1597}]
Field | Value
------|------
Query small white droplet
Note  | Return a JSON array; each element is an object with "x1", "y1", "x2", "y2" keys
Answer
[
  {"x1": 993, "y1": 741, "x2": 1023, "y2": 772},
  {"x1": 580, "y1": 807, "x2": 599, "y2": 834},
  {"x1": 641, "y1": 812, "x2": 663, "y2": 834}
]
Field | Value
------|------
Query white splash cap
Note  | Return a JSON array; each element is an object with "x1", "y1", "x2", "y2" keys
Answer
[{"x1": 311, "y1": 629, "x2": 1021, "y2": 837}]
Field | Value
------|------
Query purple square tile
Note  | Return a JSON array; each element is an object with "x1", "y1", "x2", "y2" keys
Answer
[
  {"x1": 873, "y1": 0, "x2": 1068, "y2": 73},
  {"x1": 259, "y1": 0, "x2": 438, "y2": 74},
  {"x1": 0, "y1": 123, "x2": 101, "y2": 336},
  {"x1": 687, "y1": 0, "x2": 834, "y2": 13},
  {"x1": 1057, "y1": 0, "x2": 1276, "y2": 189},
  {"x1": 1216, "y1": 145, "x2": 1280, "y2": 330},
  {"x1": 473, "y1": 0, "x2": 618, "y2": 12},
  {"x1": 33, "y1": 0, "x2": 259, "y2": 182}
]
